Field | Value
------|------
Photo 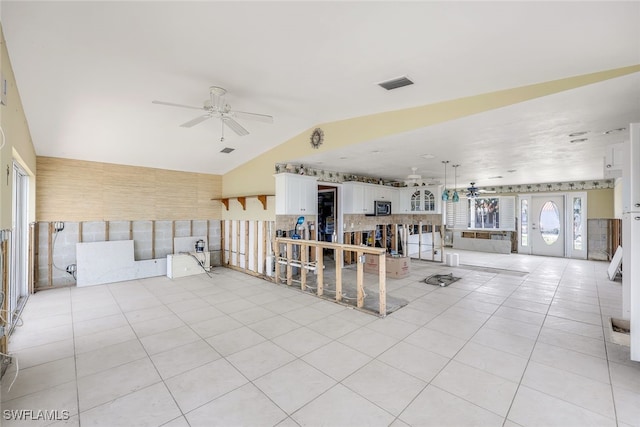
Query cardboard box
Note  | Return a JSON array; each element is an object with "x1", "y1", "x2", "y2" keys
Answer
[{"x1": 364, "y1": 254, "x2": 411, "y2": 278}]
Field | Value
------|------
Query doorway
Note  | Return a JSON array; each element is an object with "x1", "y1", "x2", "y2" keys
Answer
[
  {"x1": 530, "y1": 195, "x2": 565, "y2": 257},
  {"x1": 317, "y1": 187, "x2": 337, "y2": 243},
  {"x1": 9, "y1": 161, "x2": 30, "y2": 330}
]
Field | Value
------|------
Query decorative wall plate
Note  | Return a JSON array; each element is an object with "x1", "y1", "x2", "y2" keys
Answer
[{"x1": 310, "y1": 128, "x2": 324, "y2": 149}]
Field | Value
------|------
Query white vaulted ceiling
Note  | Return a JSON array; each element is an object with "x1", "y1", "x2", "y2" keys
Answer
[{"x1": 1, "y1": 1, "x2": 639, "y2": 187}]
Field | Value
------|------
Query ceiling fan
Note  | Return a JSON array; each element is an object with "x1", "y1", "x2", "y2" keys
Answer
[
  {"x1": 152, "y1": 86, "x2": 273, "y2": 141},
  {"x1": 404, "y1": 167, "x2": 423, "y2": 185},
  {"x1": 466, "y1": 182, "x2": 496, "y2": 198}
]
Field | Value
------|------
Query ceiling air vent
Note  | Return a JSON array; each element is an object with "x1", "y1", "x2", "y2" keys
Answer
[
  {"x1": 378, "y1": 76, "x2": 414, "y2": 90},
  {"x1": 220, "y1": 147, "x2": 235, "y2": 154}
]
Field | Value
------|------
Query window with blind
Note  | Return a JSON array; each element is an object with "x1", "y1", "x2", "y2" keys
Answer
[{"x1": 446, "y1": 196, "x2": 516, "y2": 231}]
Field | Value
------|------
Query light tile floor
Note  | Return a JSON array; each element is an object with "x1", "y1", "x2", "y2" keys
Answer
[{"x1": 1, "y1": 250, "x2": 639, "y2": 427}]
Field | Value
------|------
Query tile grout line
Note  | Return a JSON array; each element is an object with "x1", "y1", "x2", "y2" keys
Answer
[
  {"x1": 388, "y1": 267, "x2": 529, "y2": 425},
  {"x1": 495, "y1": 259, "x2": 567, "y2": 427},
  {"x1": 595, "y1": 263, "x2": 621, "y2": 426}
]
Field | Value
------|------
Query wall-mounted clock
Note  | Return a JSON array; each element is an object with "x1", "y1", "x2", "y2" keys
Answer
[{"x1": 310, "y1": 128, "x2": 324, "y2": 149}]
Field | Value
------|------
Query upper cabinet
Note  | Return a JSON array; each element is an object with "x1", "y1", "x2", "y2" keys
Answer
[
  {"x1": 398, "y1": 186, "x2": 442, "y2": 213},
  {"x1": 604, "y1": 142, "x2": 624, "y2": 179},
  {"x1": 342, "y1": 182, "x2": 375, "y2": 214},
  {"x1": 274, "y1": 173, "x2": 318, "y2": 215}
]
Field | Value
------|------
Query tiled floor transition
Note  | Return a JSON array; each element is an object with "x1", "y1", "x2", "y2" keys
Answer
[{"x1": 1, "y1": 250, "x2": 639, "y2": 426}]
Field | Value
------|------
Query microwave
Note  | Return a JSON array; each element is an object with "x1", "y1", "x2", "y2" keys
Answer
[{"x1": 374, "y1": 200, "x2": 392, "y2": 216}]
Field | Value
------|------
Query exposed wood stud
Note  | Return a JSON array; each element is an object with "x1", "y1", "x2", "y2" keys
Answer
[
  {"x1": 274, "y1": 229, "x2": 281, "y2": 284},
  {"x1": 220, "y1": 220, "x2": 226, "y2": 266},
  {"x1": 245, "y1": 221, "x2": 250, "y2": 271},
  {"x1": 335, "y1": 248, "x2": 343, "y2": 302},
  {"x1": 235, "y1": 220, "x2": 241, "y2": 267},
  {"x1": 356, "y1": 250, "x2": 364, "y2": 308},
  {"x1": 28, "y1": 223, "x2": 35, "y2": 295},
  {"x1": 129, "y1": 221, "x2": 133, "y2": 241},
  {"x1": 34, "y1": 222, "x2": 40, "y2": 288},
  {"x1": 105, "y1": 221, "x2": 110, "y2": 242},
  {"x1": 262, "y1": 221, "x2": 267, "y2": 274},
  {"x1": 382, "y1": 225, "x2": 387, "y2": 252},
  {"x1": 151, "y1": 221, "x2": 156, "y2": 259},
  {"x1": 301, "y1": 242, "x2": 307, "y2": 291},
  {"x1": 171, "y1": 221, "x2": 175, "y2": 254},
  {"x1": 392, "y1": 224, "x2": 398, "y2": 253},
  {"x1": 48, "y1": 222, "x2": 53, "y2": 288},
  {"x1": 379, "y1": 252, "x2": 387, "y2": 316},
  {"x1": 227, "y1": 220, "x2": 232, "y2": 265},
  {"x1": 206, "y1": 220, "x2": 210, "y2": 253},
  {"x1": 286, "y1": 242, "x2": 293, "y2": 286},
  {"x1": 253, "y1": 221, "x2": 259, "y2": 273},
  {"x1": 316, "y1": 252, "x2": 324, "y2": 296}
]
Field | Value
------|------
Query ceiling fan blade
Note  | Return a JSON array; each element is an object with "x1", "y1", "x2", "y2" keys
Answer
[
  {"x1": 180, "y1": 115, "x2": 212, "y2": 128},
  {"x1": 231, "y1": 110, "x2": 274, "y2": 124},
  {"x1": 152, "y1": 100, "x2": 204, "y2": 111},
  {"x1": 223, "y1": 117, "x2": 249, "y2": 136}
]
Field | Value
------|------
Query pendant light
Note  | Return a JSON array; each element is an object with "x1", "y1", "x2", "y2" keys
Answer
[
  {"x1": 452, "y1": 164, "x2": 460, "y2": 202},
  {"x1": 441, "y1": 160, "x2": 450, "y2": 201}
]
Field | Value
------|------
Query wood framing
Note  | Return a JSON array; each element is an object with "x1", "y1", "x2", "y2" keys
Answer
[{"x1": 274, "y1": 238, "x2": 387, "y2": 315}]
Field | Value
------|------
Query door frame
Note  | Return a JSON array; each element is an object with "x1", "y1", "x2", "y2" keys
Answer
[
  {"x1": 517, "y1": 192, "x2": 588, "y2": 259},
  {"x1": 10, "y1": 161, "x2": 30, "y2": 330}
]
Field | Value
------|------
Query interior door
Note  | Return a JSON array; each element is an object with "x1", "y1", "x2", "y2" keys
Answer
[{"x1": 531, "y1": 195, "x2": 564, "y2": 257}]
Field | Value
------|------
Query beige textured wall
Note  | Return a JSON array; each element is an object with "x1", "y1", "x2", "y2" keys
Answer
[
  {"x1": 587, "y1": 188, "x2": 615, "y2": 219},
  {"x1": 0, "y1": 25, "x2": 37, "y2": 228},
  {"x1": 37, "y1": 157, "x2": 222, "y2": 221}
]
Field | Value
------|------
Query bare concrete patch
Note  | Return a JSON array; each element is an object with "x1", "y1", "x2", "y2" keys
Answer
[{"x1": 609, "y1": 317, "x2": 630, "y2": 347}]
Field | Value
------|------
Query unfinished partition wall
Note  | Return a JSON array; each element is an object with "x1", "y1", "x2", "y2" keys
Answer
[
  {"x1": 34, "y1": 156, "x2": 223, "y2": 289},
  {"x1": 274, "y1": 237, "x2": 388, "y2": 316},
  {"x1": 221, "y1": 220, "x2": 276, "y2": 277},
  {"x1": 35, "y1": 220, "x2": 222, "y2": 289}
]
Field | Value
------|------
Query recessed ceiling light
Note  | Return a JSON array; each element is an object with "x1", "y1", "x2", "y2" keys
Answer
[
  {"x1": 371, "y1": 150, "x2": 381, "y2": 154},
  {"x1": 488, "y1": 176, "x2": 503, "y2": 179},
  {"x1": 507, "y1": 169, "x2": 517, "y2": 173},
  {"x1": 570, "y1": 138, "x2": 588, "y2": 143},
  {"x1": 421, "y1": 154, "x2": 435, "y2": 159},
  {"x1": 603, "y1": 127, "x2": 626, "y2": 134},
  {"x1": 220, "y1": 147, "x2": 235, "y2": 153},
  {"x1": 339, "y1": 156, "x2": 349, "y2": 160},
  {"x1": 568, "y1": 131, "x2": 588, "y2": 137}
]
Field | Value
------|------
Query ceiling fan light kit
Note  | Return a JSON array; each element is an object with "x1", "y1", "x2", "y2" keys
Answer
[{"x1": 152, "y1": 85, "x2": 273, "y2": 142}]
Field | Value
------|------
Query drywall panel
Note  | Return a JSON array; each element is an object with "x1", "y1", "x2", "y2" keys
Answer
[{"x1": 76, "y1": 240, "x2": 165, "y2": 286}]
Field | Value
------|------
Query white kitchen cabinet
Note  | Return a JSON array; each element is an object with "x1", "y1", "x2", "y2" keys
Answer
[
  {"x1": 604, "y1": 142, "x2": 624, "y2": 179},
  {"x1": 375, "y1": 186, "x2": 394, "y2": 202},
  {"x1": 399, "y1": 186, "x2": 442, "y2": 213},
  {"x1": 274, "y1": 173, "x2": 318, "y2": 215},
  {"x1": 343, "y1": 182, "x2": 372, "y2": 214},
  {"x1": 343, "y1": 182, "x2": 400, "y2": 214}
]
